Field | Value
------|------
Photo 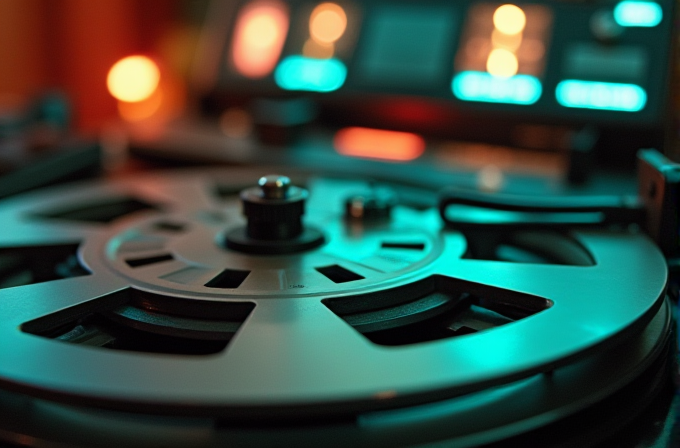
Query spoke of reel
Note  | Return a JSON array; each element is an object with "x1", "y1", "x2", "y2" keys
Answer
[
  {"x1": 433, "y1": 231, "x2": 668, "y2": 344},
  {"x1": 0, "y1": 274, "x2": 129, "y2": 328},
  {"x1": 434, "y1": 258, "x2": 588, "y2": 301},
  {"x1": 218, "y1": 298, "x2": 378, "y2": 394},
  {"x1": 434, "y1": 232, "x2": 607, "y2": 301}
]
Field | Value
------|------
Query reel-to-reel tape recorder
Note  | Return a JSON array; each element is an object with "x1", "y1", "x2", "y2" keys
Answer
[{"x1": 2, "y1": 0, "x2": 680, "y2": 445}]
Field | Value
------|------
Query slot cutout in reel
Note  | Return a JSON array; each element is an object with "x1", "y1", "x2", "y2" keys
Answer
[
  {"x1": 21, "y1": 288, "x2": 255, "y2": 355},
  {"x1": 462, "y1": 230, "x2": 595, "y2": 265},
  {"x1": 0, "y1": 243, "x2": 89, "y2": 289},
  {"x1": 324, "y1": 275, "x2": 551, "y2": 346}
]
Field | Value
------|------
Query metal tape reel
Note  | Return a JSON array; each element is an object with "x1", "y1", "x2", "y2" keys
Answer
[{"x1": 0, "y1": 169, "x2": 670, "y2": 446}]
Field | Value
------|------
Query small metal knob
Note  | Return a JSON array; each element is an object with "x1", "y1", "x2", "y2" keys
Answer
[
  {"x1": 258, "y1": 175, "x2": 291, "y2": 199},
  {"x1": 345, "y1": 188, "x2": 397, "y2": 222}
]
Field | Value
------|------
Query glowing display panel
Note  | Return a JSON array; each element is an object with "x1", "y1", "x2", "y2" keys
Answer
[
  {"x1": 231, "y1": 0, "x2": 289, "y2": 78},
  {"x1": 273, "y1": 2, "x2": 356, "y2": 92},
  {"x1": 453, "y1": 71, "x2": 541, "y2": 105},
  {"x1": 614, "y1": 1, "x2": 662, "y2": 27},
  {"x1": 453, "y1": 3, "x2": 552, "y2": 104},
  {"x1": 275, "y1": 56, "x2": 347, "y2": 92},
  {"x1": 556, "y1": 80, "x2": 647, "y2": 112}
]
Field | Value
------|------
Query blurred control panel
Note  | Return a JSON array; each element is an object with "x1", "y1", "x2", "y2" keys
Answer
[{"x1": 199, "y1": 0, "x2": 675, "y2": 131}]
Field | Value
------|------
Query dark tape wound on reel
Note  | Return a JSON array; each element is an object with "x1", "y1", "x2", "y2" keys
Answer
[{"x1": 0, "y1": 168, "x2": 671, "y2": 447}]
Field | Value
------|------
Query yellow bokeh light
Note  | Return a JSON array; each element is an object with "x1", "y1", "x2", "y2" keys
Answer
[
  {"x1": 486, "y1": 48, "x2": 519, "y2": 77},
  {"x1": 493, "y1": 4, "x2": 526, "y2": 35},
  {"x1": 107, "y1": 56, "x2": 161, "y2": 103},
  {"x1": 310, "y1": 3, "x2": 347, "y2": 44}
]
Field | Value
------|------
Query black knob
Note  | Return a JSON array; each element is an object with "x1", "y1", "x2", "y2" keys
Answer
[
  {"x1": 225, "y1": 174, "x2": 324, "y2": 254},
  {"x1": 241, "y1": 175, "x2": 307, "y2": 240}
]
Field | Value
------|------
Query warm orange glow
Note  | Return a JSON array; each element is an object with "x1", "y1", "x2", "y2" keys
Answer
[
  {"x1": 465, "y1": 37, "x2": 490, "y2": 59},
  {"x1": 302, "y1": 38, "x2": 335, "y2": 59},
  {"x1": 117, "y1": 88, "x2": 163, "y2": 122},
  {"x1": 519, "y1": 39, "x2": 545, "y2": 62},
  {"x1": 116, "y1": 72, "x2": 186, "y2": 124},
  {"x1": 486, "y1": 48, "x2": 518, "y2": 77},
  {"x1": 232, "y1": 0, "x2": 289, "y2": 78},
  {"x1": 334, "y1": 127, "x2": 426, "y2": 161},
  {"x1": 107, "y1": 56, "x2": 160, "y2": 102},
  {"x1": 493, "y1": 5, "x2": 526, "y2": 35},
  {"x1": 491, "y1": 28, "x2": 522, "y2": 52},
  {"x1": 310, "y1": 3, "x2": 347, "y2": 44}
]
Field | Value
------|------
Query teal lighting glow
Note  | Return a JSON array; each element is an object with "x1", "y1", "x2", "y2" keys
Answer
[
  {"x1": 555, "y1": 80, "x2": 647, "y2": 112},
  {"x1": 613, "y1": 1, "x2": 662, "y2": 27},
  {"x1": 274, "y1": 56, "x2": 347, "y2": 92},
  {"x1": 451, "y1": 71, "x2": 542, "y2": 105}
]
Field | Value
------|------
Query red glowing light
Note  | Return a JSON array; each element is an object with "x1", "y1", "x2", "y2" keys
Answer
[
  {"x1": 333, "y1": 127, "x2": 426, "y2": 161},
  {"x1": 232, "y1": 0, "x2": 289, "y2": 78}
]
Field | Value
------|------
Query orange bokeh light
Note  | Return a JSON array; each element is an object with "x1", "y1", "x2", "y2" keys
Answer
[
  {"x1": 334, "y1": 127, "x2": 426, "y2": 161},
  {"x1": 107, "y1": 56, "x2": 161, "y2": 102},
  {"x1": 232, "y1": 0, "x2": 289, "y2": 78},
  {"x1": 115, "y1": 69, "x2": 186, "y2": 124},
  {"x1": 310, "y1": 3, "x2": 347, "y2": 44}
]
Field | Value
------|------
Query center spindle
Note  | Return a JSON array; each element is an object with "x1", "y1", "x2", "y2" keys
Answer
[{"x1": 224, "y1": 174, "x2": 325, "y2": 254}]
